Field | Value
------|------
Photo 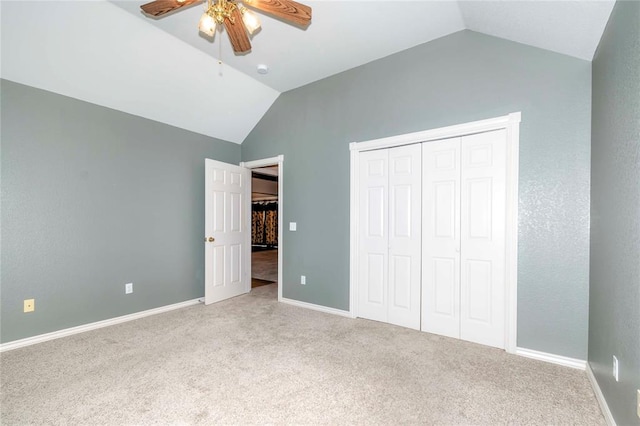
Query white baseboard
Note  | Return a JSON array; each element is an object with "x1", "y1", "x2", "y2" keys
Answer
[
  {"x1": 586, "y1": 363, "x2": 617, "y2": 426},
  {"x1": 280, "y1": 297, "x2": 352, "y2": 318},
  {"x1": 0, "y1": 299, "x2": 201, "y2": 353},
  {"x1": 515, "y1": 347, "x2": 587, "y2": 370}
]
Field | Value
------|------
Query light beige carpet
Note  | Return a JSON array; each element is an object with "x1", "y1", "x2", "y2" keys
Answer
[{"x1": 1, "y1": 284, "x2": 604, "y2": 425}]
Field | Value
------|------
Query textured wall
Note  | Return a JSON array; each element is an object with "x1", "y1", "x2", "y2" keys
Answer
[
  {"x1": 1, "y1": 80, "x2": 240, "y2": 343},
  {"x1": 242, "y1": 30, "x2": 592, "y2": 359},
  {"x1": 589, "y1": 1, "x2": 640, "y2": 424}
]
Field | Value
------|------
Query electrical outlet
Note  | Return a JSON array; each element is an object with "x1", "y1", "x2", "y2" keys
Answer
[
  {"x1": 300, "y1": 275, "x2": 306, "y2": 285},
  {"x1": 289, "y1": 222, "x2": 297, "y2": 231},
  {"x1": 125, "y1": 283, "x2": 133, "y2": 294},
  {"x1": 23, "y1": 299, "x2": 35, "y2": 313},
  {"x1": 613, "y1": 355, "x2": 619, "y2": 382}
]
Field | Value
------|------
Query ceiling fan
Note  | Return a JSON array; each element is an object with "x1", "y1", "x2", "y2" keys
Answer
[{"x1": 140, "y1": 0, "x2": 312, "y2": 54}]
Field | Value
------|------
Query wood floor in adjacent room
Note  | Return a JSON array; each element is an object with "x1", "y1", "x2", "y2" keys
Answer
[
  {"x1": 252, "y1": 248, "x2": 278, "y2": 284},
  {"x1": 0, "y1": 284, "x2": 604, "y2": 425}
]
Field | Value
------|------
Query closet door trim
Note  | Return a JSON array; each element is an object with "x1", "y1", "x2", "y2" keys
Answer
[{"x1": 349, "y1": 112, "x2": 520, "y2": 354}]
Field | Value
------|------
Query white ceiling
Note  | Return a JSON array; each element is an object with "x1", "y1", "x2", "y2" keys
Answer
[
  {"x1": 459, "y1": 1, "x2": 616, "y2": 61},
  {"x1": 111, "y1": 1, "x2": 467, "y2": 92},
  {"x1": 1, "y1": 1, "x2": 614, "y2": 144}
]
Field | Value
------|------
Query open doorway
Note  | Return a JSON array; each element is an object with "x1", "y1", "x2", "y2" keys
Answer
[
  {"x1": 241, "y1": 155, "x2": 284, "y2": 301},
  {"x1": 250, "y1": 165, "x2": 279, "y2": 291}
]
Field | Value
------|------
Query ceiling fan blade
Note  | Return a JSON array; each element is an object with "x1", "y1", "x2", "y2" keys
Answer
[
  {"x1": 224, "y1": 8, "x2": 252, "y2": 53},
  {"x1": 243, "y1": 0, "x2": 311, "y2": 27},
  {"x1": 140, "y1": 0, "x2": 201, "y2": 17}
]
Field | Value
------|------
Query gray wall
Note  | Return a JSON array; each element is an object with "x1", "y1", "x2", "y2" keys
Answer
[
  {"x1": 589, "y1": 1, "x2": 640, "y2": 424},
  {"x1": 1, "y1": 79, "x2": 240, "y2": 343},
  {"x1": 242, "y1": 30, "x2": 592, "y2": 359}
]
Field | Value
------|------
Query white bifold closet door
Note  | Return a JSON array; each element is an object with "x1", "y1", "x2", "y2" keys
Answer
[
  {"x1": 358, "y1": 144, "x2": 422, "y2": 330},
  {"x1": 421, "y1": 138, "x2": 461, "y2": 338},
  {"x1": 422, "y1": 130, "x2": 507, "y2": 349}
]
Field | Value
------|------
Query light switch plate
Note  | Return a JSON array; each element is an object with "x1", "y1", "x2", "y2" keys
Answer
[{"x1": 289, "y1": 222, "x2": 297, "y2": 231}]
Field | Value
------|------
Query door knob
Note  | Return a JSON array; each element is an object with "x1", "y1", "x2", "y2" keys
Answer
[{"x1": 208, "y1": 237, "x2": 215, "y2": 242}]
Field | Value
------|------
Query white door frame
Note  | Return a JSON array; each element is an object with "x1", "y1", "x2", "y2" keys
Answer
[
  {"x1": 240, "y1": 155, "x2": 284, "y2": 302},
  {"x1": 349, "y1": 113, "x2": 521, "y2": 354}
]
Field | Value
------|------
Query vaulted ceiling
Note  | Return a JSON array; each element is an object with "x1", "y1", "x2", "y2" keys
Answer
[{"x1": 0, "y1": 1, "x2": 614, "y2": 144}]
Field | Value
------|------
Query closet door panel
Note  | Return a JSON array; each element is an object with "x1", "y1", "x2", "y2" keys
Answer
[
  {"x1": 422, "y1": 138, "x2": 461, "y2": 338},
  {"x1": 358, "y1": 150, "x2": 389, "y2": 323},
  {"x1": 390, "y1": 255, "x2": 411, "y2": 308},
  {"x1": 466, "y1": 259, "x2": 492, "y2": 321},
  {"x1": 388, "y1": 144, "x2": 422, "y2": 330},
  {"x1": 366, "y1": 253, "x2": 385, "y2": 304},
  {"x1": 460, "y1": 130, "x2": 507, "y2": 349},
  {"x1": 433, "y1": 257, "x2": 456, "y2": 314}
]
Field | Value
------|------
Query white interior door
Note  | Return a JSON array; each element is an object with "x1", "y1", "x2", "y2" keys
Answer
[
  {"x1": 422, "y1": 130, "x2": 507, "y2": 349},
  {"x1": 205, "y1": 159, "x2": 250, "y2": 305},
  {"x1": 460, "y1": 130, "x2": 507, "y2": 348},
  {"x1": 358, "y1": 145, "x2": 421, "y2": 329},
  {"x1": 388, "y1": 144, "x2": 421, "y2": 330},
  {"x1": 422, "y1": 137, "x2": 461, "y2": 338},
  {"x1": 358, "y1": 149, "x2": 389, "y2": 323}
]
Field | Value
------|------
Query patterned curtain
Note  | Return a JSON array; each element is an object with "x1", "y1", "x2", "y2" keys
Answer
[
  {"x1": 252, "y1": 210, "x2": 266, "y2": 245},
  {"x1": 264, "y1": 210, "x2": 278, "y2": 245},
  {"x1": 252, "y1": 202, "x2": 278, "y2": 247}
]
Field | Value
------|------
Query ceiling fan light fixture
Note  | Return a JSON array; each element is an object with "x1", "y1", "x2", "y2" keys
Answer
[
  {"x1": 198, "y1": 12, "x2": 217, "y2": 37},
  {"x1": 140, "y1": 0, "x2": 311, "y2": 54},
  {"x1": 239, "y1": 6, "x2": 261, "y2": 35}
]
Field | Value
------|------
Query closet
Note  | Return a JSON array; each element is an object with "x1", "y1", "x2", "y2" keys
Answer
[{"x1": 356, "y1": 128, "x2": 508, "y2": 349}]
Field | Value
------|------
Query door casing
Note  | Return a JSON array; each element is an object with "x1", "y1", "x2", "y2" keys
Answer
[
  {"x1": 241, "y1": 155, "x2": 284, "y2": 302},
  {"x1": 349, "y1": 113, "x2": 521, "y2": 354}
]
